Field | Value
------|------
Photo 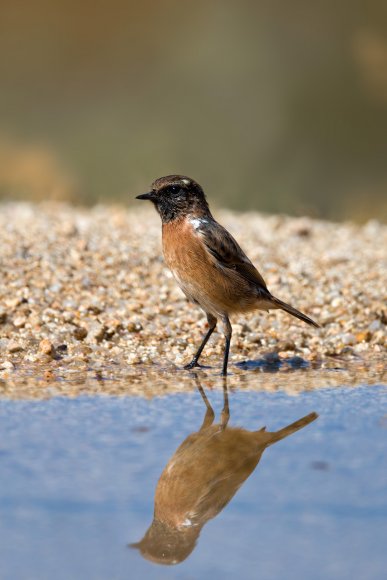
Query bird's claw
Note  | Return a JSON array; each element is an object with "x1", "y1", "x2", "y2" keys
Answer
[{"x1": 184, "y1": 360, "x2": 201, "y2": 370}]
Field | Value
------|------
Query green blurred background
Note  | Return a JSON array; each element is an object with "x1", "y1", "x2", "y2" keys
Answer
[{"x1": 0, "y1": 0, "x2": 386, "y2": 221}]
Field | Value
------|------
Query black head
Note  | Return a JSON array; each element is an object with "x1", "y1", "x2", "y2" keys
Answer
[{"x1": 136, "y1": 175, "x2": 210, "y2": 223}]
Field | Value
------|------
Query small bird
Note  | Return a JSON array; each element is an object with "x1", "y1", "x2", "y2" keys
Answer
[
  {"x1": 130, "y1": 378, "x2": 318, "y2": 565},
  {"x1": 136, "y1": 175, "x2": 319, "y2": 375}
]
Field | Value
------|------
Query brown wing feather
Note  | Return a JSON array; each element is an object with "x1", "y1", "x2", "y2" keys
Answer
[{"x1": 199, "y1": 219, "x2": 269, "y2": 291}]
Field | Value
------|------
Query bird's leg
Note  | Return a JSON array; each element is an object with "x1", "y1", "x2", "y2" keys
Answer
[
  {"x1": 184, "y1": 314, "x2": 217, "y2": 369},
  {"x1": 192, "y1": 374, "x2": 216, "y2": 430},
  {"x1": 220, "y1": 315, "x2": 232, "y2": 376},
  {"x1": 220, "y1": 376, "x2": 230, "y2": 429}
]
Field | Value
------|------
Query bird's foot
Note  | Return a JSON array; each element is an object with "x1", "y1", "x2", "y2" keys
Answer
[{"x1": 184, "y1": 359, "x2": 201, "y2": 370}]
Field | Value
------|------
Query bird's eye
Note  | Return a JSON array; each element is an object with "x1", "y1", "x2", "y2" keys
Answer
[{"x1": 167, "y1": 185, "x2": 181, "y2": 195}]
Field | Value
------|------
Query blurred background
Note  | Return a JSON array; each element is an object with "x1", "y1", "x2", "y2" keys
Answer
[{"x1": 0, "y1": 0, "x2": 386, "y2": 221}]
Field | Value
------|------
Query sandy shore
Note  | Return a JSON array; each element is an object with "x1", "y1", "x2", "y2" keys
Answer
[{"x1": 0, "y1": 202, "x2": 385, "y2": 398}]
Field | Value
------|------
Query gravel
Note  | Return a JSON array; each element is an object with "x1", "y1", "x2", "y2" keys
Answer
[{"x1": 0, "y1": 202, "x2": 385, "y2": 398}]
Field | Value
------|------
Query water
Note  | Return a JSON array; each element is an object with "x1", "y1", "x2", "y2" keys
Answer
[{"x1": 0, "y1": 376, "x2": 386, "y2": 580}]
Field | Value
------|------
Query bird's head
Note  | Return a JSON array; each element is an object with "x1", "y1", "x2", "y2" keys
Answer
[
  {"x1": 129, "y1": 517, "x2": 200, "y2": 565},
  {"x1": 136, "y1": 175, "x2": 210, "y2": 223}
]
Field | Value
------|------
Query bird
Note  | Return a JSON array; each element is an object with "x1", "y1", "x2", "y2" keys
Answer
[
  {"x1": 130, "y1": 377, "x2": 318, "y2": 565},
  {"x1": 136, "y1": 175, "x2": 319, "y2": 375}
]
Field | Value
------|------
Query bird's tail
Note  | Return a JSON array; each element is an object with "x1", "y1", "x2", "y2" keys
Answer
[
  {"x1": 270, "y1": 296, "x2": 320, "y2": 328},
  {"x1": 265, "y1": 412, "x2": 318, "y2": 445}
]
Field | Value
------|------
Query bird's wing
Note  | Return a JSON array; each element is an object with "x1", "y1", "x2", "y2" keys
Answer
[{"x1": 198, "y1": 218, "x2": 268, "y2": 291}]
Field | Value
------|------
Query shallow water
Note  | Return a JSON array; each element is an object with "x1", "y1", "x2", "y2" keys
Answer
[{"x1": 0, "y1": 374, "x2": 386, "y2": 580}]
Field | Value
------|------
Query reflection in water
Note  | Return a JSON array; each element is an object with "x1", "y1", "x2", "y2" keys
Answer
[{"x1": 131, "y1": 376, "x2": 318, "y2": 565}]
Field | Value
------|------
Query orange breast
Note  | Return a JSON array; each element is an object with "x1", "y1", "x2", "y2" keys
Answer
[
  {"x1": 162, "y1": 218, "x2": 257, "y2": 315},
  {"x1": 163, "y1": 218, "x2": 209, "y2": 276}
]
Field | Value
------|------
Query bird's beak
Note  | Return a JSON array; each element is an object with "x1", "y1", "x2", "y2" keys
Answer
[{"x1": 136, "y1": 192, "x2": 155, "y2": 201}]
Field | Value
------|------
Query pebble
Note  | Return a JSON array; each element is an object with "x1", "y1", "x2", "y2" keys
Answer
[
  {"x1": 0, "y1": 202, "x2": 384, "y2": 382},
  {"x1": 368, "y1": 320, "x2": 382, "y2": 332},
  {"x1": 276, "y1": 339, "x2": 296, "y2": 352},
  {"x1": 73, "y1": 327, "x2": 88, "y2": 340},
  {"x1": 39, "y1": 339, "x2": 55, "y2": 357},
  {"x1": 13, "y1": 315, "x2": 27, "y2": 328},
  {"x1": 0, "y1": 360, "x2": 14, "y2": 370},
  {"x1": 86, "y1": 322, "x2": 107, "y2": 343},
  {"x1": 341, "y1": 333, "x2": 356, "y2": 345},
  {"x1": 7, "y1": 341, "x2": 24, "y2": 353}
]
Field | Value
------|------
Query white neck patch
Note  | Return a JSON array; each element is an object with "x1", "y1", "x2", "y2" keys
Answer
[{"x1": 189, "y1": 216, "x2": 208, "y2": 230}]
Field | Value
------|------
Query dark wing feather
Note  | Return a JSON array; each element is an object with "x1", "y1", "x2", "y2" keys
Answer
[
  {"x1": 196, "y1": 217, "x2": 319, "y2": 326},
  {"x1": 198, "y1": 218, "x2": 268, "y2": 291}
]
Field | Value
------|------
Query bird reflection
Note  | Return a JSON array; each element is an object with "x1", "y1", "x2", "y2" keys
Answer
[{"x1": 130, "y1": 376, "x2": 318, "y2": 565}]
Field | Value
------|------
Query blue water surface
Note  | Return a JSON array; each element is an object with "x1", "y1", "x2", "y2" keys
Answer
[{"x1": 0, "y1": 384, "x2": 386, "y2": 580}]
